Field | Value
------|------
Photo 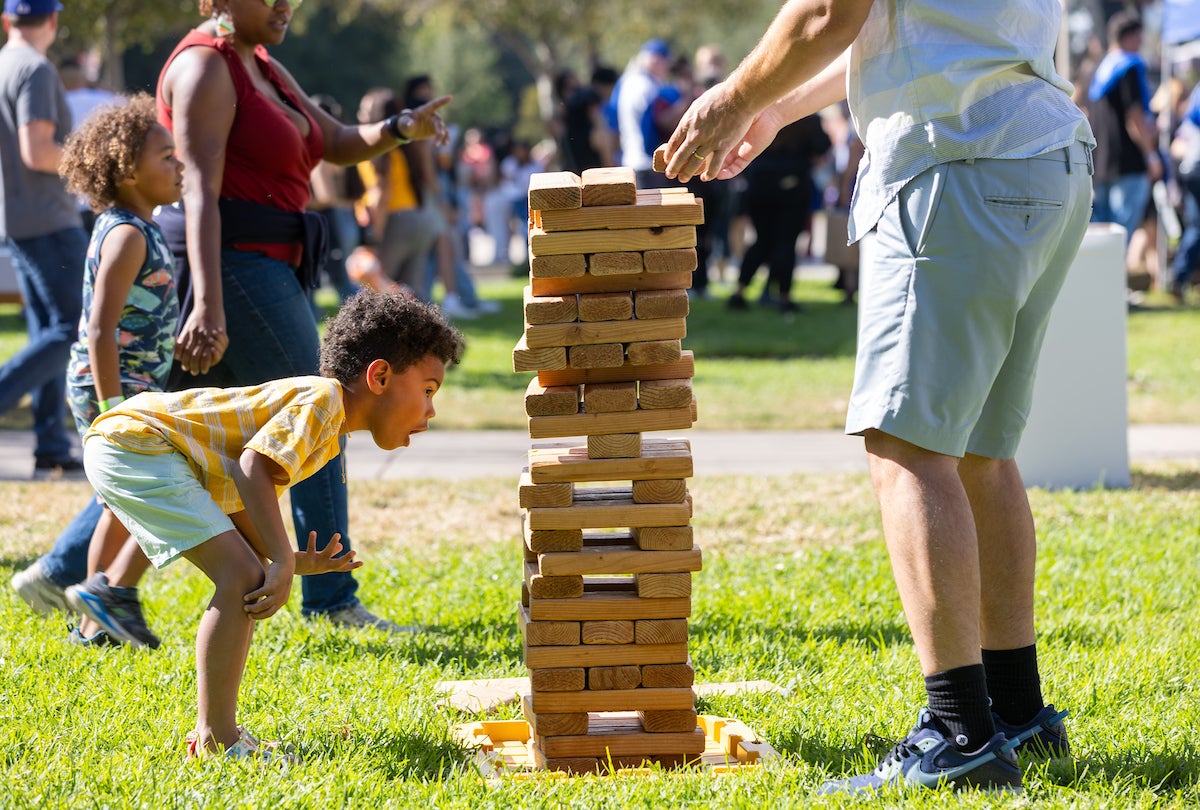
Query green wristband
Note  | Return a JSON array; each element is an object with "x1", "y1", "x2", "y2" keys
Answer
[{"x1": 97, "y1": 395, "x2": 125, "y2": 413}]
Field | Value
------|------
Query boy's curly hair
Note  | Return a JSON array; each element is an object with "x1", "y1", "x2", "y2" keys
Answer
[
  {"x1": 60, "y1": 93, "x2": 160, "y2": 213},
  {"x1": 319, "y1": 291, "x2": 466, "y2": 385}
]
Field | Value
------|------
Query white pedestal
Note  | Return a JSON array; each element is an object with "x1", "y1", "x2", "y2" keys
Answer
[{"x1": 1015, "y1": 224, "x2": 1130, "y2": 489}]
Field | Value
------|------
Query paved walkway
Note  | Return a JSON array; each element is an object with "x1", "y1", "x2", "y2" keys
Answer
[{"x1": 3, "y1": 425, "x2": 1200, "y2": 482}]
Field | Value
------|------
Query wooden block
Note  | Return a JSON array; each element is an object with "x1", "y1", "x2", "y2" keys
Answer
[
  {"x1": 583, "y1": 382, "x2": 638, "y2": 413},
  {"x1": 524, "y1": 525, "x2": 584, "y2": 554},
  {"x1": 529, "y1": 437, "x2": 691, "y2": 483},
  {"x1": 527, "y1": 402, "x2": 695, "y2": 440},
  {"x1": 581, "y1": 620, "x2": 634, "y2": 645},
  {"x1": 587, "y1": 433, "x2": 642, "y2": 459},
  {"x1": 644, "y1": 248, "x2": 698, "y2": 274},
  {"x1": 577, "y1": 292, "x2": 633, "y2": 322},
  {"x1": 538, "y1": 716, "x2": 705, "y2": 758},
  {"x1": 524, "y1": 378, "x2": 579, "y2": 417},
  {"x1": 531, "y1": 225, "x2": 695, "y2": 257},
  {"x1": 530, "y1": 252, "x2": 587, "y2": 278},
  {"x1": 567, "y1": 343, "x2": 625, "y2": 369},
  {"x1": 641, "y1": 662, "x2": 695, "y2": 688},
  {"x1": 528, "y1": 591, "x2": 691, "y2": 621},
  {"x1": 588, "y1": 665, "x2": 641, "y2": 691},
  {"x1": 638, "y1": 378, "x2": 693, "y2": 410},
  {"x1": 627, "y1": 339, "x2": 682, "y2": 366},
  {"x1": 528, "y1": 171, "x2": 582, "y2": 211},
  {"x1": 519, "y1": 470, "x2": 574, "y2": 508},
  {"x1": 538, "y1": 189, "x2": 704, "y2": 232},
  {"x1": 538, "y1": 350, "x2": 694, "y2": 387},
  {"x1": 523, "y1": 543, "x2": 537, "y2": 563},
  {"x1": 526, "y1": 494, "x2": 693, "y2": 530},
  {"x1": 523, "y1": 695, "x2": 590, "y2": 737},
  {"x1": 581, "y1": 166, "x2": 636, "y2": 206},
  {"x1": 633, "y1": 526, "x2": 694, "y2": 551},
  {"x1": 635, "y1": 619, "x2": 688, "y2": 645},
  {"x1": 638, "y1": 709, "x2": 699, "y2": 733},
  {"x1": 513, "y1": 334, "x2": 567, "y2": 372},
  {"x1": 651, "y1": 146, "x2": 668, "y2": 173},
  {"x1": 530, "y1": 687, "x2": 696, "y2": 714},
  {"x1": 523, "y1": 286, "x2": 578, "y2": 325},
  {"x1": 539, "y1": 546, "x2": 702, "y2": 576},
  {"x1": 636, "y1": 572, "x2": 692, "y2": 598},
  {"x1": 631, "y1": 478, "x2": 688, "y2": 504},
  {"x1": 530, "y1": 743, "x2": 600, "y2": 774},
  {"x1": 529, "y1": 668, "x2": 585, "y2": 692},
  {"x1": 589, "y1": 252, "x2": 644, "y2": 276},
  {"x1": 523, "y1": 641, "x2": 688, "y2": 669},
  {"x1": 518, "y1": 605, "x2": 581, "y2": 646},
  {"x1": 531, "y1": 269, "x2": 692, "y2": 297},
  {"x1": 634, "y1": 288, "x2": 689, "y2": 320},
  {"x1": 524, "y1": 317, "x2": 685, "y2": 350},
  {"x1": 524, "y1": 562, "x2": 585, "y2": 599}
]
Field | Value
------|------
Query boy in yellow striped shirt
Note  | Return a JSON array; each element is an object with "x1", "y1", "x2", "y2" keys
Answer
[{"x1": 68, "y1": 291, "x2": 464, "y2": 761}]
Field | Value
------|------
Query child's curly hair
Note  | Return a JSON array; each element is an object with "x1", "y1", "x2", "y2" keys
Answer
[
  {"x1": 60, "y1": 93, "x2": 160, "y2": 212},
  {"x1": 319, "y1": 291, "x2": 466, "y2": 385}
]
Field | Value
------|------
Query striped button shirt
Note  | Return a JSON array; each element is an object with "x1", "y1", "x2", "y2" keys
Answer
[
  {"x1": 846, "y1": 0, "x2": 1094, "y2": 242},
  {"x1": 86, "y1": 376, "x2": 345, "y2": 513}
]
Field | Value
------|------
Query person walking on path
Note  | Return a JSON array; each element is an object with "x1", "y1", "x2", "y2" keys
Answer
[
  {"x1": 0, "y1": 0, "x2": 89, "y2": 477},
  {"x1": 662, "y1": 0, "x2": 1093, "y2": 794}
]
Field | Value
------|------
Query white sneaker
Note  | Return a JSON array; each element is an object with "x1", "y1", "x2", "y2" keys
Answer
[
  {"x1": 440, "y1": 293, "x2": 478, "y2": 320},
  {"x1": 323, "y1": 603, "x2": 419, "y2": 634},
  {"x1": 12, "y1": 561, "x2": 70, "y2": 616}
]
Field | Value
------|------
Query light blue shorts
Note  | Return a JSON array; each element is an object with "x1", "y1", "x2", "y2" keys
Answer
[
  {"x1": 83, "y1": 436, "x2": 235, "y2": 568},
  {"x1": 846, "y1": 142, "x2": 1094, "y2": 458}
]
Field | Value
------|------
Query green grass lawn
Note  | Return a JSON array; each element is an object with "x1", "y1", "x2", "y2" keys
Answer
[
  {"x1": 1, "y1": 467, "x2": 1198, "y2": 807},
  {"x1": 6, "y1": 274, "x2": 1198, "y2": 431}
]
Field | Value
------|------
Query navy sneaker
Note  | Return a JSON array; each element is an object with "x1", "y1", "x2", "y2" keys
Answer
[
  {"x1": 67, "y1": 625, "x2": 122, "y2": 647},
  {"x1": 65, "y1": 573, "x2": 160, "y2": 649},
  {"x1": 819, "y1": 708, "x2": 1023, "y2": 795},
  {"x1": 993, "y1": 705, "x2": 1070, "y2": 759}
]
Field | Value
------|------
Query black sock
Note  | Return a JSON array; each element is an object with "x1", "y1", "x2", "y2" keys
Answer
[
  {"x1": 925, "y1": 664, "x2": 995, "y2": 752},
  {"x1": 982, "y1": 645, "x2": 1044, "y2": 726}
]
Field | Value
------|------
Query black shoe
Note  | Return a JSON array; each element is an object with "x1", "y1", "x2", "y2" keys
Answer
[
  {"x1": 779, "y1": 300, "x2": 804, "y2": 314},
  {"x1": 726, "y1": 293, "x2": 748, "y2": 311},
  {"x1": 993, "y1": 705, "x2": 1070, "y2": 759}
]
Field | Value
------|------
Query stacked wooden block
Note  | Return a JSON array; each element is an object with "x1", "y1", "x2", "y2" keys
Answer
[{"x1": 512, "y1": 166, "x2": 706, "y2": 773}]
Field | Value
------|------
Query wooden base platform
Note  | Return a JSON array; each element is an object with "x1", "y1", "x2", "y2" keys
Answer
[{"x1": 454, "y1": 714, "x2": 777, "y2": 778}]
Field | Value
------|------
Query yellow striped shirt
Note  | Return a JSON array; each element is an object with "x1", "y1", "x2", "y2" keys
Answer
[{"x1": 85, "y1": 376, "x2": 345, "y2": 513}]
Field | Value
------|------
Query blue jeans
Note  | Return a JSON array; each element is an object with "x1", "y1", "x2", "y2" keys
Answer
[
  {"x1": 1173, "y1": 173, "x2": 1200, "y2": 288},
  {"x1": 420, "y1": 234, "x2": 480, "y2": 307},
  {"x1": 0, "y1": 228, "x2": 87, "y2": 462},
  {"x1": 42, "y1": 249, "x2": 360, "y2": 613},
  {"x1": 1091, "y1": 172, "x2": 1151, "y2": 247}
]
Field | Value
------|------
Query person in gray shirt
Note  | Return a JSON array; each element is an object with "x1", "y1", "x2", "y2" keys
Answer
[{"x1": 0, "y1": 0, "x2": 89, "y2": 476}]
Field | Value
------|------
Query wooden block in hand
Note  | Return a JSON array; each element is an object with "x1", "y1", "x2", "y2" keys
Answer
[
  {"x1": 634, "y1": 288, "x2": 689, "y2": 320},
  {"x1": 513, "y1": 334, "x2": 567, "y2": 372},
  {"x1": 631, "y1": 478, "x2": 688, "y2": 504},
  {"x1": 636, "y1": 572, "x2": 692, "y2": 599},
  {"x1": 529, "y1": 667, "x2": 586, "y2": 692},
  {"x1": 644, "y1": 247, "x2": 698, "y2": 274},
  {"x1": 531, "y1": 252, "x2": 587, "y2": 279},
  {"x1": 638, "y1": 378, "x2": 693, "y2": 410},
  {"x1": 519, "y1": 470, "x2": 574, "y2": 508},
  {"x1": 528, "y1": 171, "x2": 582, "y2": 211},
  {"x1": 589, "y1": 252, "x2": 643, "y2": 276},
  {"x1": 583, "y1": 382, "x2": 637, "y2": 413},
  {"x1": 568, "y1": 343, "x2": 626, "y2": 369},
  {"x1": 639, "y1": 708, "x2": 699, "y2": 733},
  {"x1": 626, "y1": 339, "x2": 681, "y2": 366},
  {"x1": 581, "y1": 619, "x2": 635, "y2": 645},
  {"x1": 635, "y1": 619, "x2": 688, "y2": 645},
  {"x1": 524, "y1": 378, "x2": 579, "y2": 417},
  {"x1": 587, "y1": 432, "x2": 642, "y2": 459},
  {"x1": 651, "y1": 145, "x2": 668, "y2": 173},
  {"x1": 633, "y1": 525, "x2": 693, "y2": 551},
  {"x1": 588, "y1": 665, "x2": 641, "y2": 691},
  {"x1": 578, "y1": 292, "x2": 633, "y2": 322},
  {"x1": 523, "y1": 286, "x2": 578, "y2": 325},
  {"x1": 581, "y1": 166, "x2": 636, "y2": 206}
]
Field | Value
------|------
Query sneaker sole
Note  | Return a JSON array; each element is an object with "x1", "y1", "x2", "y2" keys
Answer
[
  {"x1": 64, "y1": 587, "x2": 147, "y2": 648},
  {"x1": 13, "y1": 574, "x2": 71, "y2": 616}
]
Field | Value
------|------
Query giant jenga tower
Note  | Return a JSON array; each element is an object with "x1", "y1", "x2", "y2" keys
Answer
[{"x1": 512, "y1": 166, "x2": 705, "y2": 773}]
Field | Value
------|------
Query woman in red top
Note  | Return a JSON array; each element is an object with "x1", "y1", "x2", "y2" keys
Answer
[{"x1": 154, "y1": 1, "x2": 449, "y2": 641}]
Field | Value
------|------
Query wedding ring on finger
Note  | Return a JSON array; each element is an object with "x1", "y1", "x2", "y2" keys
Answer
[{"x1": 691, "y1": 151, "x2": 707, "y2": 162}]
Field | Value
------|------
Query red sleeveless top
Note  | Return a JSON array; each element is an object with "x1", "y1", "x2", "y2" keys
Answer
[{"x1": 156, "y1": 29, "x2": 324, "y2": 264}]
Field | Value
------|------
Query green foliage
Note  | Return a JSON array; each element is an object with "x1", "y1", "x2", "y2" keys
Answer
[{"x1": 2, "y1": 469, "x2": 1199, "y2": 806}]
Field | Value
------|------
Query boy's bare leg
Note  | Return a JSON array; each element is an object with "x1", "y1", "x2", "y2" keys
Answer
[
  {"x1": 864, "y1": 429, "x2": 982, "y2": 674},
  {"x1": 182, "y1": 530, "x2": 264, "y2": 753},
  {"x1": 958, "y1": 454, "x2": 1036, "y2": 650}
]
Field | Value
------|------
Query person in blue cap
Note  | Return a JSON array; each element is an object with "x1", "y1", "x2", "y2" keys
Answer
[
  {"x1": 608, "y1": 38, "x2": 680, "y2": 188},
  {"x1": 0, "y1": 0, "x2": 91, "y2": 481}
]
